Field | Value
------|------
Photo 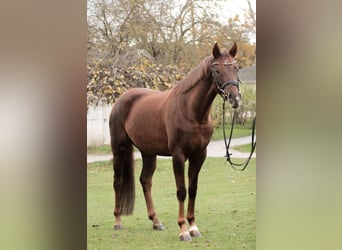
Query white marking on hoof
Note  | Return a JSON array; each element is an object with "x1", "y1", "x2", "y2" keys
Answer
[
  {"x1": 114, "y1": 224, "x2": 123, "y2": 230},
  {"x1": 179, "y1": 231, "x2": 192, "y2": 241},
  {"x1": 153, "y1": 223, "x2": 165, "y2": 230},
  {"x1": 189, "y1": 225, "x2": 202, "y2": 237}
]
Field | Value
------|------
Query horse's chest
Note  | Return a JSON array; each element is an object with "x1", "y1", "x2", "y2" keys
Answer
[
  {"x1": 191, "y1": 126, "x2": 213, "y2": 147},
  {"x1": 170, "y1": 122, "x2": 213, "y2": 153}
]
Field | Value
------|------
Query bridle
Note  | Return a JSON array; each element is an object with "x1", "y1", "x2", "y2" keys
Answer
[
  {"x1": 211, "y1": 60, "x2": 241, "y2": 100},
  {"x1": 211, "y1": 60, "x2": 256, "y2": 171}
]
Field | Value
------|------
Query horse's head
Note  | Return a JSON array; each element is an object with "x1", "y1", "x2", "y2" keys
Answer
[{"x1": 211, "y1": 42, "x2": 241, "y2": 108}]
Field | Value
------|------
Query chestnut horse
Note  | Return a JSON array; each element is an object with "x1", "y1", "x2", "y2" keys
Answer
[{"x1": 109, "y1": 42, "x2": 241, "y2": 241}]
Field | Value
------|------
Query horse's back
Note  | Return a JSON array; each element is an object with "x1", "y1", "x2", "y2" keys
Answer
[{"x1": 110, "y1": 88, "x2": 159, "y2": 120}]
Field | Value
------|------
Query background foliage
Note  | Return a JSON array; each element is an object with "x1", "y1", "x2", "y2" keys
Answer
[{"x1": 87, "y1": 0, "x2": 256, "y2": 125}]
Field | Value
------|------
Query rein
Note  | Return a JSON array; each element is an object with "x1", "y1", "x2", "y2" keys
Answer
[
  {"x1": 211, "y1": 60, "x2": 256, "y2": 171},
  {"x1": 221, "y1": 97, "x2": 256, "y2": 171}
]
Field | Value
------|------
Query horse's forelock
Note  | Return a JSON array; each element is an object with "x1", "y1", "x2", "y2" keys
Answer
[{"x1": 219, "y1": 49, "x2": 230, "y2": 58}]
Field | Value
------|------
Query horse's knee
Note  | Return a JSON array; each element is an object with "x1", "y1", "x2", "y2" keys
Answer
[
  {"x1": 177, "y1": 186, "x2": 186, "y2": 202},
  {"x1": 188, "y1": 186, "x2": 197, "y2": 199}
]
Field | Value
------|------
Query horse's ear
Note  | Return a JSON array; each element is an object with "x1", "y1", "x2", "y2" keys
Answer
[
  {"x1": 212, "y1": 43, "x2": 221, "y2": 58},
  {"x1": 229, "y1": 41, "x2": 237, "y2": 57}
]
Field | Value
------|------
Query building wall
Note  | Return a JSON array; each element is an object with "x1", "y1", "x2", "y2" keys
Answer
[
  {"x1": 239, "y1": 65, "x2": 256, "y2": 83},
  {"x1": 87, "y1": 104, "x2": 112, "y2": 146}
]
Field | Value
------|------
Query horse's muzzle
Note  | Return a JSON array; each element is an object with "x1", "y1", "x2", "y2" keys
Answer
[{"x1": 228, "y1": 94, "x2": 240, "y2": 109}]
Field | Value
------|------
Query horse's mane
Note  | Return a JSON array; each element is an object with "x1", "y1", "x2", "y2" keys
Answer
[{"x1": 172, "y1": 56, "x2": 213, "y2": 95}]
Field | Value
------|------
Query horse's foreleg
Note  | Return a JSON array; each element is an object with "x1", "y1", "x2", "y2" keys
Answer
[
  {"x1": 140, "y1": 153, "x2": 164, "y2": 230},
  {"x1": 187, "y1": 149, "x2": 207, "y2": 237},
  {"x1": 172, "y1": 151, "x2": 191, "y2": 241}
]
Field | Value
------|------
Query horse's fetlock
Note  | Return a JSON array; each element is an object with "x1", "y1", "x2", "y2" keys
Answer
[
  {"x1": 148, "y1": 212, "x2": 156, "y2": 221},
  {"x1": 187, "y1": 215, "x2": 195, "y2": 224},
  {"x1": 178, "y1": 219, "x2": 186, "y2": 227}
]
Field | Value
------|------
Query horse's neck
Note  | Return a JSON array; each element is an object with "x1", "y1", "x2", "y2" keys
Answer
[{"x1": 184, "y1": 77, "x2": 217, "y2": 123}]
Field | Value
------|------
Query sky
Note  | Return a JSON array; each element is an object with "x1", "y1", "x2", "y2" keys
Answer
[
  {"x1": 174, "y1": 0, "x2": 256, "y2": 21},
  {"x1": 223, "y1": 0, "x2": 256, "y2": 19},
  {"x1": 173, "y1": 0, "x2": 256, "y2": 43},
  {"x1": 88, "y1": 0, "x2": 256, "y2": 43},
  {"x1": 222, "y1": 0, "x2": 256, "y2": 43}
]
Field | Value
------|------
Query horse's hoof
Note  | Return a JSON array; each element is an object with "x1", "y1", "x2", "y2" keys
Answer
[
  {"x1": 189, "y1": 225, "x2": 202, "y2": 237},
  {"x1": 114, "y1": 224, "x2": 123, "y2": 230},
  {"x1": 153, "y1": 223, "x2": 165, "y2": 230},
  {"x1": 179, "y1": 231, "x2": 192, "y2": 241}
]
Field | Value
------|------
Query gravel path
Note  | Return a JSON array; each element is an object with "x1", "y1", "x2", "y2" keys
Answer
[{"x1": 87, "y1": 136, "x2": 256, "y2": 163}]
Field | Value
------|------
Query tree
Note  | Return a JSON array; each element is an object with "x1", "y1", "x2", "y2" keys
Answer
[
  {"x1": 87, "y1": 0, "x2": 257, "y2": 105},
  {"x1": 240, "y1": 0, "x2": 256, "y2": 63}
]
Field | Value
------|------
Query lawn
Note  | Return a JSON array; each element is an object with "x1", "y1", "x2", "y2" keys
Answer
[
  {"x1": 232, "y1": 143, "x2": 256, "y2": 153},
  {"x1": 88, "y1": 157, "x2": 255, "y2": 249},
  {"x1": 87, "y1": 127, "x2": 255, "y2": 155},
  {"x1": 210, "y1": 125, "x2": 255, "y2": 141}
]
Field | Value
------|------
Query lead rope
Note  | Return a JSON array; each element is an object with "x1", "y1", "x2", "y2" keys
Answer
[{"x1": 222, "y1": 99, "x2": 256, "y2": 171}]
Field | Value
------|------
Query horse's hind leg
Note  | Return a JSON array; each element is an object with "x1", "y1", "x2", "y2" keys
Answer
[{"x1": 140, "y1": 153, "x2": 164, "y2": 230}]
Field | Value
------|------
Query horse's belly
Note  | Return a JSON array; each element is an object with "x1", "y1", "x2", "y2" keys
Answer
[
  {"x1": 125, "y1": 95, "x2": 170, "y2": 155},
  {"x1": 126, "y1": 122, "x2": 171, "y2": 155}
]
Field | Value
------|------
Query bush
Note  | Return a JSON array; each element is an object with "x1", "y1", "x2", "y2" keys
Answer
[
  {"x1": 87, "y1": 55, "x2": 256, "y2": 128},
  {"x1": 87, "y1": 57, "x2": 185, "y2": 106}
]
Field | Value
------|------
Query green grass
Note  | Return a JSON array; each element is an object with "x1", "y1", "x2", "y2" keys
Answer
[
  {"x1": 88, "y1": 157, "x2": 255, "y2": 249},
  {"x1": 87, "y1": 145, "x2": 112, "y2": 154},
  {"x1": 211, "y1": 125, "x2": 255, "y2": 141},
  {"x1": 232, "y1": 143, "x2": 256, "y2": 153}
]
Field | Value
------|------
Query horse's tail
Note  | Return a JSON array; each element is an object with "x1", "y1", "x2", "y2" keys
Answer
[
  {"x1": 109, "y1": 104, "x2": 135, "y2": 215},
  {"x1": 116, "y1": 142, "x2": 135, "y2": 215}
]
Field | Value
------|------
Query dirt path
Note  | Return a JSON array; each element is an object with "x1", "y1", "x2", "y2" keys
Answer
[{"x1": 87, "y1": 136, "x2": 256, "y2": 163}]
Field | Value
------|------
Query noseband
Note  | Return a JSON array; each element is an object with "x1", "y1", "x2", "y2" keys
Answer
[{"x1": 211, "y1": 61, "x2": 241, "y2": 99}]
